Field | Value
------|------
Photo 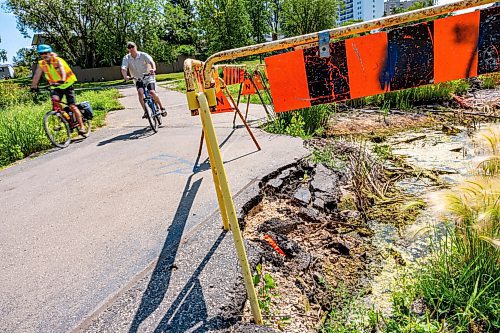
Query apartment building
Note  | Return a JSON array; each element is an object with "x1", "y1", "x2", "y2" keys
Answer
[{"x1": 338, "y1": 0, "x2": 385, "y2": 25}]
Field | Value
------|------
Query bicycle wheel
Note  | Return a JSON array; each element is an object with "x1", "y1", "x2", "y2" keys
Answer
[
  {"x1": 155, "y1": 103, "x2": 162, "y2": 126},
  {"x1": 144, "y1": 102, "x2": 158, "y2": 133},
  {"x1": 43, "y1": 111, "x2": 71, "y2": 148}
]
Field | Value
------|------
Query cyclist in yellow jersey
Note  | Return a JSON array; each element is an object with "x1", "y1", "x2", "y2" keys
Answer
[{"x1": 31, "y1": 44, "x2": 86, "y2": 135}]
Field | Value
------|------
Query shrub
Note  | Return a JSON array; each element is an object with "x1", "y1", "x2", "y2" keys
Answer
[
  {"x1": 264, "y1": 104, "x2": 335, "y2": 138},
  {"x1": 0, "y1": 81, "x2": 33, "y2": 108}
]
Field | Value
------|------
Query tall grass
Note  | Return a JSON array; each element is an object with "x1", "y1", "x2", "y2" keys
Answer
[
  {"x1": 421, "y1": 178, "x2": 499, "y2": 331},
  {"x1": 0, "y1": 81, "x2": 37, "y2": 108},
  {"x1": 417, "y1": 125, "x2": 500, "y2": 331},
  {"x1": 347, "y1": 80, "x2": 470, "y2": 111},
  {"x1": 480, "y1": 73, "x2": 500, "y2": 89},
  {"x1": 264, "y1": 104, "x2": 336, "y2": 138},
  {"x1": 0, "y1": 88, "x2": 122, "y2": 167}
]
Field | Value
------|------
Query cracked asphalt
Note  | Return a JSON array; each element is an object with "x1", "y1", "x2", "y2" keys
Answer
[{"x1": 0, "y1": 86, "x2": 307, "y2": 332}]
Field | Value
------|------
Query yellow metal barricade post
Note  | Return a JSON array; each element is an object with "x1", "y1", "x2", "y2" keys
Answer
[
  {"x1": 196, "y1": 91, "x2": 263, "y2": 324},
  {"x1": 205, "y1": 140, "x2": 230, "y2": 231}
]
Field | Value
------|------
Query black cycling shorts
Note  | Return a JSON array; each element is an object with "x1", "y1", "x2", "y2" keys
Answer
[
  {"x1": 51, "y1": 85, "x2": 76, "y2": 105},
  {"x1": 136, "y1": 80, "x2": 155, "y2": 91}
]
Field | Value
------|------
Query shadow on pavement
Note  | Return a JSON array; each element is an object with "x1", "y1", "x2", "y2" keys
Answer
[
  {"x1": 193, "y1": 128, "x2": 236, "y2": 171},
  {"x1": 152, "y1": 232, "x2": 233, "y2": 333},
  {"x1": 97, "y1": 127, "x2": 154, "y2": 146},
  {"x1": 193, "y1": 128, "x2": 259, "y2": 171},
  {"x1": 128, "y1": 174, "x2": 203, "y2": 333}
]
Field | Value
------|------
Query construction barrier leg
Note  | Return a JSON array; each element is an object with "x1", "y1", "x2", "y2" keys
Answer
[
  {"x1": 224, "y1": 88, "x2": 261, "y2": 151},
  {"x1": 197, "y1": 92, "x2": 263, "y2": 325},
  {"x1": 197, "y1": 130, "x2": 204, "y2": 160},
  {"x1": 203, "y1": 128, "x2": 230, "y2": 231},
  {"x1": 232, "y1": 82, "x2": 244, "y2": 129}
]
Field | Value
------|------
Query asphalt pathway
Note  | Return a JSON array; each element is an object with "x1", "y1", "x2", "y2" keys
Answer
[{"x1": 0, "y1": 86, "x2": 307, "y2": 332}]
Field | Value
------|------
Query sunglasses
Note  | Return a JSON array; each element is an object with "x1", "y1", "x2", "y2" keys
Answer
[
  {"x1": 127, "y1": 45, "x2": 135, "y2": 49},
  {"x1": 39, "y1": 52, "x2": 49, "y2": 55}
]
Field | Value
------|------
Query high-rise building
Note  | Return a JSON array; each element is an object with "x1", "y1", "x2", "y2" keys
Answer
[{"x1": 338, "y1": 0, "x2": 385, "y2": 25}]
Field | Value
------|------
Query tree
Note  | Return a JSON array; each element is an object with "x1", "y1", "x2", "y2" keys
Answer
[
  {"x1": 390, "y1": 0, "x2": 434, "y2": 14},
  {"x1": 267, "y1": 0, "x2": 282, "y2": 40},
  {"x1": 12, "y1": 47, "x2": 37, "y2": 67},
  {"x1": 281, "y1": 0, "x2": 342, "y2": 36},
  {"x1": 0, "y1": 36, "x2": 7, "y2": 63},
  {"x1": 195, "y1": 0, "x2": 252, "y2": 55},
  {"x1": 5, "y1": 0, "x2": 187, "y2": 68},
  {"x1": 245, "y1": 0, "x2": 270, "y2": 44}
]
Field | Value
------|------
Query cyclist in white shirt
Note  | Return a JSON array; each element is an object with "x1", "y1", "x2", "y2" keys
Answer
[{"x1": 121, "y1": 42, "x2": 166, "y2": 118}]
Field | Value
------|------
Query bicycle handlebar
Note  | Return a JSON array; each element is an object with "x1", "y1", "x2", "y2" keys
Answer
[{"x1": 129, "y1": 73, "x2": 155, "y2": 81}]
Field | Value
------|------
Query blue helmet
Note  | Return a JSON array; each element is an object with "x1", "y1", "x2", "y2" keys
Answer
[{"x1": 37, "y1": 44, "x2": 52, "y2": 54}]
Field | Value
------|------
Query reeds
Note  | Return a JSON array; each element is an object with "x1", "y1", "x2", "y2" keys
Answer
[
  {"x1": 420, "y1": 125, "x2": 500, "y2": 331},
  {"x1": 264, "y1": 104, "x2": 335, "y2": 138}
]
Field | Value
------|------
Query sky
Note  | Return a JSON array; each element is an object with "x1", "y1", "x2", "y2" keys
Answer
[{"x1": 0, "y1": 2, "x2": 33, "y2": 64}]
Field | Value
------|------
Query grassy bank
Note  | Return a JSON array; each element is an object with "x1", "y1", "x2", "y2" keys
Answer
[
  {"x1": 319, "y1": 126, "x2": 499, "y2": 333},
  {"x1": 0, "y1": 87, "x2": 122, "y2": 167}
]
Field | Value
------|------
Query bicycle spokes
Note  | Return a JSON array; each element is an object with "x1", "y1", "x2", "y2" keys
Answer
[{"x1": 43, "y1": 111, "x2": 71, "y2": 148}]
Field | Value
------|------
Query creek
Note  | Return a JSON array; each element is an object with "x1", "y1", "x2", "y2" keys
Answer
[{"x1": 366, "y1": 122, "x2": 495, "y2": 314}]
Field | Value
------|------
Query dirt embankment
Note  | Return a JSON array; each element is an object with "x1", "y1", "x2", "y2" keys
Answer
[{"x1": 235, "y1": 148, "x2": 391, "y2": 332}]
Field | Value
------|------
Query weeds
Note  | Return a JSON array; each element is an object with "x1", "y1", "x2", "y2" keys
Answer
[
  {"x1": 0, "y1": 86, "x2": 122, "y2": 167},
  {"x1": 265, "y1": 104, "x2": 335, "y2": 138},
  {"x1": 345, "y1": 80, "x2": 470, "y2": 111},
  {"x1": 0, "y1": 81, "x2": 39, "y2": 108},
  {"x1": 480, "y1": 73, "x2": 499, "y2": 89},
  {"x1": 392, "y1": 125, "x2": 500, "y2": 332},
  {"x1": 373, "y1": 144, "x2": 393, "y2": 160},
  {"x1": 310, "y1": 145, "x2": 346, "y2": 171},
  {"x1": 253, "y1": 263, "x2": 278, "y2": 317}
]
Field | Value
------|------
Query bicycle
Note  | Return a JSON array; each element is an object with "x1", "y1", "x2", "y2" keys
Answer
[
  {"x1": 39, "y1": 87, "x2": 92, "y2": 148},
  {"x1": 131, "y1": 73, "x2": 164, "y2": 133}
]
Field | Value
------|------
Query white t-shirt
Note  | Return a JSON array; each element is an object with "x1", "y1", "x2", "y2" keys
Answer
[{"x1": 121, "y1": 51, "x2": 155, "y2": 82}]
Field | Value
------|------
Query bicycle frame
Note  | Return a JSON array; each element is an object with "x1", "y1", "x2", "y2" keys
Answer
[
  {"x1": 136, "y1": 75, "x2": 158, "y2": 116},
  {"x1": 50, "y1": 93, "x2": 79, "y2": 129}
]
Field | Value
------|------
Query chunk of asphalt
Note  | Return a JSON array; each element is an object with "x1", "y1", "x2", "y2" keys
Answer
[
  {"x1": 293, "y1": 186, "x2": 311, "y2": 205},
  {"x1": 311, "y1": 164, "x2": 338, "y2": 194},
  {"x1": 267, "y1": 178, "x2": 283, "y2": 190}
]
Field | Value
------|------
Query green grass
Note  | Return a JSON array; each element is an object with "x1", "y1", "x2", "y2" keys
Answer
[
  {"x1": 0, "y1": 88, "x2": 122, "y2": 167},
  {"x1": 480, "y1": 73, "x2": 500, "y2": 89},
  {"x1": 264, "y1": 104, "x2": 336, "y2": 139},
  {"x1": 347, "y1": 80, "x2": 470, "y2": 111},
  {"x1": 0, "y1": 81, "x2": 40, "y2": 108}
]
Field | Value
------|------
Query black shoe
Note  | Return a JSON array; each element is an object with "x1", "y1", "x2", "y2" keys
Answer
[
  {"x1": 142, "y1": 112, "x2": 148, "y2": 119},
  {"x1": 161, "y1": 108, "x2": 167, "y2": 117}
]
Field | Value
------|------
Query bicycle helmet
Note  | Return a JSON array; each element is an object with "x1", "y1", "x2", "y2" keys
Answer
[{"x1": 37, "y1": 44, "x2": 52, "y2": 54}]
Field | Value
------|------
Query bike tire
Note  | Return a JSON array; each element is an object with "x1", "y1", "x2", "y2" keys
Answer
[
  {"x1": 155, "y1": 103, "x2": 162, "y2": 126},
  {"x1": 43, "y1": 111, "x2": 71, "y2": 148},
  {"x1": 144, "y1": 101, "x2": 158, "y2": 133}
]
